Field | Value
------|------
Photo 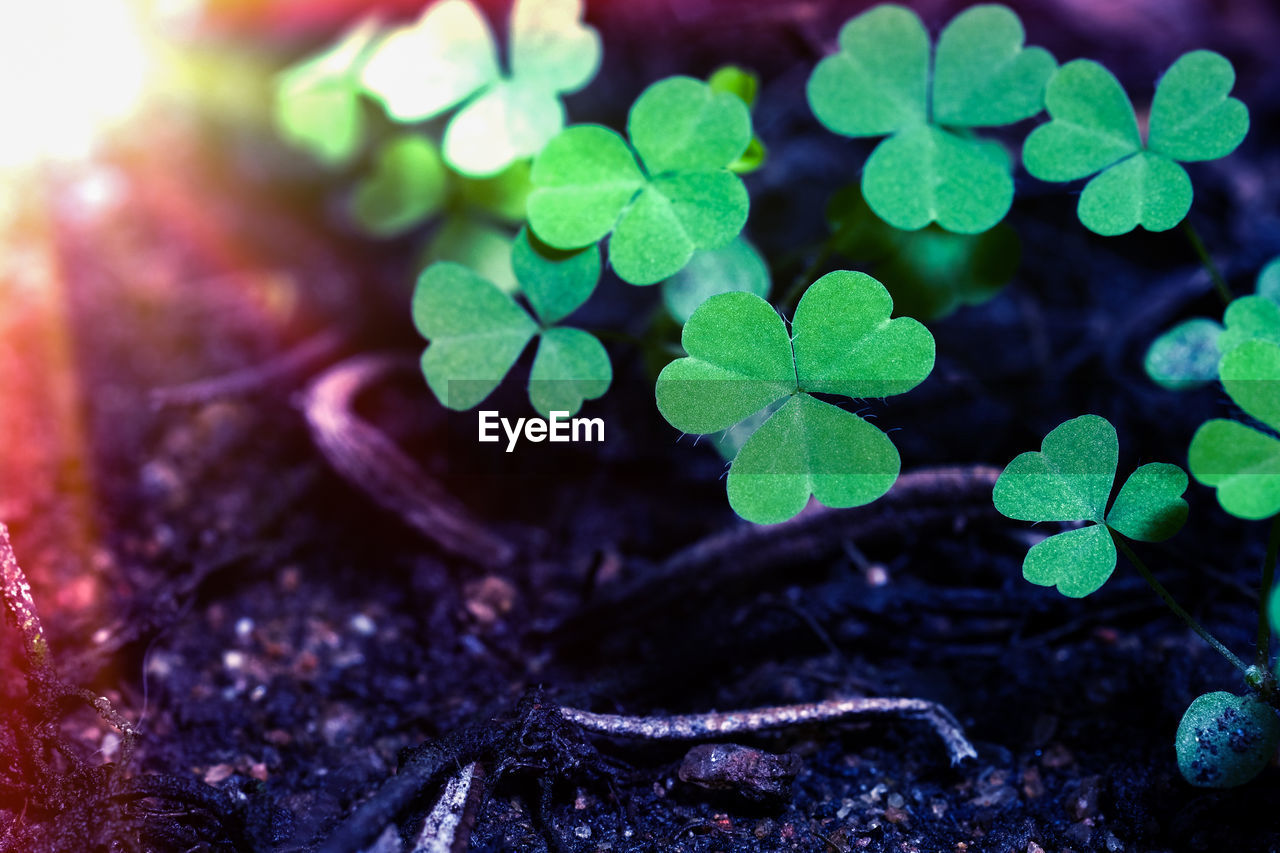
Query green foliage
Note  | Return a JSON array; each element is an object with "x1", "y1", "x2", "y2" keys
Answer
[
  {"x1": 528, "y1": 76, "x2": 752, "y2": 284},
  {"x1": 1024, "y1": 52, "x2": 1248, "y2": 235},
  {"x1": 994, "y1": 415, "x2": 1188, "y2": 597},
  {"x1": 1189, "y1": 340, "x2": 1280, "y2": 520},
  {"x1": 708, "y1": 65, "x2": 767, "y2": 173},
  {"x1": 359, "y1": 0, "x2": 601, "y2": 177},
  {"x1": 655, "y1": 271, "x2": 934, "y2": 524},
  {"x1": 274, "y1": 18, "x2": 381, "y2": 167},
  {"x1": 414, "y1": 228, "x2": 608, "y2": 416},
  {"x1": 350, "y1": 135, "x2": 448, "y2": 238},
  {"x1": 826, "y1": 184, "x2": 1019, "y2": 320},
  {"x1": 1176, "y1": 691, "x2": 1280, "y2": 788},
  {"x1": 1145, "y1": 257, "x2": 1280, "y2": 389},
  {"x1": 807, "y1": 4, "x2": 1054, "y2": 234},
  {"x1": 661, "y1": 236, "x2": 770, "y2": 325}
]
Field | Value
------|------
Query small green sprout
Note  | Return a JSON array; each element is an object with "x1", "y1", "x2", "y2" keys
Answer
[
  {"x1": 994, "y1": 415, "x2": 1188, "y2": 597},
  {"x1": 1175, "y1": 691, "x2": 1280, "y2": 788},
  {"x1": 359, "y1": 0, "x2": 601, "y2": 177},
  {"x1": 826, "y1": 184, "x2": 1019, "y2": 320},
  {"x1": 527, "y1": 76, "x2": 753, "y2": 285},
  {"x1": 1145, "y1": 257, "x2": 1280, "y2": 390},
  {"x1": 655, "y1": 271, "x2": 934, "y2": 524},
  {"x1": 1023, "y1": 52, "x2": 1249, "y2": 236},
  {"x1": 1189, "y1": 340, "x2": 1280, "y2": 520},
  {"x1": 707, "y1": 65, "x2": 767, "y2": 173},
  {"x1": 350, "y1": 135, "x2": 449, "y2": 238},
  {"x1": 414, "y1": 228, "x2": 609, "y2": 416},
  {"x1": 661, "y1": 236, "x2": 771, "y2": 325},
  {"x1": 274, "y1": 17, "x2": 381, "y2": 167},
  {"x1": 807, "y1": 4, "x2": 1054, "y2": 234}
]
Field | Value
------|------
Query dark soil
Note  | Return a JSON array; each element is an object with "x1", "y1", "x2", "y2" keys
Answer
[{"x1": 4, "y1": 1, "x2": 1280, "y2": 851}]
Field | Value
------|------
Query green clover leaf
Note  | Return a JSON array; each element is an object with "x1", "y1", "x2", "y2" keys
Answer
[
  {"x1": 661, "y1": 236, "x2": 771, "y2": 325},
  {"x1": 528, "y1": 76, "x2": 751, "y2": 285},
  {"x1": 994, "y1": 415, "x2": 1189, "y2": 597},
  {"x1": 1176, "y1": 692, "x2": 1280, "y2": 788},
  {"x1": 414, "y1": 228, "x2": 608, "y2": 416},
  {"x1": 826, "y1": 184, "x2": 1019, "y2": 319},
  {"x1": 807, "y1": 4, "x2": 1054, "y2": 233},
  {"x1": 708, "y1": 65, "x2": 767, "y2": 174},
  {"x1": 1024, "y1": 51, "x2": 1248, "y2": 235},
  {"x1": 1145, "y1": 256, "x2": 1280, "y2": 389},
  {"x1": 350, "y1": 136, "x2": 449, "y2": 238},
  {"x1": 1189, "y1": 340, "x2": 1280, "y2": 519},
  {"x1": 274, "y1": 17, "x2": 381, "y2": 167},
  {"x1": 655, "y1": 271, "x2": 934, "y2": 524},
  {"x1": 360, "y1": 0, "x2": 601, "y2": 177}
]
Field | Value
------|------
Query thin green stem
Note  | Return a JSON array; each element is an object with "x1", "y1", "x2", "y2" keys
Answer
[
  {"x1": 1258, "y1": 516, "x2": 1280, "y2": 668},
  {"x1": 1114, "y1": 533, "x2": 1248, "y2": 676},
  {"x1": 1181, "y1": 220, "x2": 1232, "y2": 306}
]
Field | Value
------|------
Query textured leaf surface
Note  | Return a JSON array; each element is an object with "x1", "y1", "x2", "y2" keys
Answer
[
  {"x1": 629, "y1": 76, "x2": 751, "y2": 174},
  {"x1": 931, "y1": 4, "x2": 1055, "y2": 127},
  {"x1": 1077, "y1": 151, "x2": 1191, "y2": 236},
  {"x1": 1148, "y1": 51, "x2": 1249, "y2": 162},
  {"x1": 1022, "y1": 524, "x2": 1117, "y2": 598},
  {"x1": 662, "y1": 236, "x2": 770, "y2": 324},
  {"x1": 1022, "y1": 60, "x2": 1140, "y2": 181},
  {"x1": 350, "y1": 136, "x2": 447, "y2": 237},
  {"x1": 1176, "y1": 692, "x2": 1280, "y2": 788},
  {"x1": 529, "y1": 327, "x2": 611, "y2": 417},
  {"x1": 726, "y1": 394, "x2": 900, "y2": 524},
  {"x1": 527, "y1": 125, "x2": 645, "y2": 248},
  {"x1": 1144, "y1": 318, "x2": 1222, "y2": 390},
  {"x1": 511, "y1": 228, "x2": 601, "y2": 325},
  {"x1": 806, "y1": 4, "x2": 929, "y2": 137},
  {"x1": 1105, "y1": 463, "x2": 1189, "y2": 542},
  {"x1": 993, "y1": 414, "x2": 1118, "y2": 523},
  {"x1": 863, "y1": 125, "x2": 1013, "y2": 233},
  {"x1": 414, "y1": 263, "x2": 537, "y2": 409}
]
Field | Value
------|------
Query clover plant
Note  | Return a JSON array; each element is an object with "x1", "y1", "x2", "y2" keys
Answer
[
  {"x1": 359, "y1": 0, "x2": 601, "y2": 178},
  {"x1": 655, "y1": 271, "x2": 934, "y2": 524},
  {"x1": 527, "y1": 76, "x2": 752, "y2": 285},
  {"x1": 807, "y1": 4, "x2": 1054, "y2": 234},
  {"x1": 415, "y1": 228, "x2": 609, "y2": 416},
  {"x1": 1023, "y1": 52, "x2": 1249, "y2": 236},
  {"x1": 1146, "y1": 256, "x2": 1280, "y2": 390}
]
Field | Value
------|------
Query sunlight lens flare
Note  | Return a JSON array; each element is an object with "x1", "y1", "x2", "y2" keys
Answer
[{"x1": 0, "y1": 0, "x2": 151, "y2": 167}]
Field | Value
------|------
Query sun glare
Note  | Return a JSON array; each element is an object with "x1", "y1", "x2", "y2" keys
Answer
[{"x1": 0, "y1": 0, "x2": 152, "y2": 168}]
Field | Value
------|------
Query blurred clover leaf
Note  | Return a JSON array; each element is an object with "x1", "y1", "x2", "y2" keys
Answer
[
  {"x1": 662, "y1": 236, "x2": 771, "y2": 325},
  {"x1": 994, "y1": 415, "x2": 1189, "y2": 597},
  {"x1": 1176, "y1": 691, "x2": 1280, "y2": 788},
  {"x1": 350, "y1": 135, "x2": 448, "y2": 237},
  {"x1": 415, "y1": 228, "x2": 609, "y2": 416},
  {"x1": 708, "y1": 65, "x2": 767, "y2": 173},
  {"x1": 528, "y1": 76, "x2": 752, "y2": 285},
  {"x1": 1188, "y1": 340, "x2": 1280, "y2": 520},
  {"x1": 826, "y1": 184, "x2": 1019, "y2": 320},
  {"x1": 421, "y1": 161, "x2": 535, "y2": 293},
  {"x1": 807, "y1": 4, "x2": 1054, "y2": 234},
  {"x1": 1024, "y1": 52, "x2": 1248, "y2": 236},
  {"x1": 655, "y1": 271, "x2": 934, "y2": 524},
  {"x1": 360, "y1": 0, "x2": 601, "y2": 177},
  {"x1": 1145, "y1": 256, "x2": 1280, "y2": 390},
  {"x1": 275, "y1": 17, "x2": 381, "y2": 167}
]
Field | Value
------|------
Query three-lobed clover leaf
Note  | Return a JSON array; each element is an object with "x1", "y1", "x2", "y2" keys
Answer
[
  {"x1": 360, "y1": 0, "x2": 601, "y2": 177},
  {"x1": 274, "y1": 17, "x2": 381, "y2": 167},
  {"x1": 807, "y1": 4, "x2": 1054, "y2": 234},
  {"x1": 414, "y1": 228, "x2": 609, "y2": 416},
  {"x1": 661, "y1": 236, "x2": 771, "y2": 325},
  {"x1": 655, "y1": 271, "x2": 934, "y2": 524},
  {"x1": 1146, "y1": 257, "x2": 1280, "y2": 390},
  {"x1": 1024, "y1": 52, "x2": 1249, "y2": 236},
  {"x1": 1189, "y1": 340, "x2": 1280, "y2": 519},
  {"x1": 350, "y1": 135, "x2": 449, "y2": 238},
  {"x1": 994, "y1": 415, "x2": 1189, "y2": 597},
  {"x1": 527, "y1": 76, "x2": 752, "y2": 285},
  {"x1": 1176, "y1": 691, "x2": 1280, "y2": 788},
  {"x1": 826, "y1": 184, "x2": 1019, "y2": 320}
]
